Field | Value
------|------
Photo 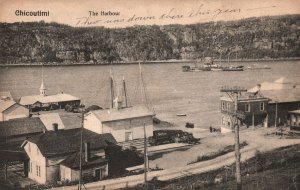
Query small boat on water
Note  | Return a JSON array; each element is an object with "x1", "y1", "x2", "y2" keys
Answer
[
  {"x1": 182, "y1": 57, "x2": 219, "y2": 72},
  {"x1": 211, "y1": 67, "x2": 223, "y2": 71},
  {"x1": 182, "y1": 65, "x2": 211, "y2": 72},
  {"x1": 182, "y1": 57, "x2": 244, "y2": 72},
  {"x1": 247, "y1": 65, "x2": 271, "y2": 70},
  {"x1": 222, "y1": 66, "x2": 244, "y2": 71}
]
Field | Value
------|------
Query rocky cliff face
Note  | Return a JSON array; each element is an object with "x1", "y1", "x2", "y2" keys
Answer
[{"x1": 0, "y1": 15, "x2": 300, "y2": 64}]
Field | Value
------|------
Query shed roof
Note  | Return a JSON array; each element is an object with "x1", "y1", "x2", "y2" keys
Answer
[
  {"x1": 25, "y1": 129, "x2": 116, "y2": 158},
  {"x1": 91, "y1": 105, "x2": 155, "y2": 123},
  {"x1": 19, "y1": 93, "x2": 80, "y2": 106},
  {"x1": 0, "y1": 100, "x2": 16, "y2": 113},
  {"x1": 38, "y1": 113, "x2": 65, "y2": 131},
  {"x1": 60, "y1": 152, "x2": 107, "y2": 169},
  {"x1": 0, "y1": 117, "x2": 46, "y2": 138}
]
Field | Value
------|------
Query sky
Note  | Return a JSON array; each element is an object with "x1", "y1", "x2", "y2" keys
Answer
[{"x1": 0, "y1": 0, "x2": 300, "y2": 28}]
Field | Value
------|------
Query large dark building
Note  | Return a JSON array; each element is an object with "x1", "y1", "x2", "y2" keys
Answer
[
  {"x1": 220, "y1": 91, "x2": 269, "y2": 133},
  {"x1": 220, "y1": 77, "x2": 300, "y2": 133}
]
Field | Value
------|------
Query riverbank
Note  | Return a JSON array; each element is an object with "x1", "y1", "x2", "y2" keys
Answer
[{"x1": 1, "y1": 57, "x2": 300, "y2": 67}]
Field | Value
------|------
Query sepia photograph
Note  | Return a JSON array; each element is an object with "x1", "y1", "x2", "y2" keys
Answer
[{"x1": 0, "y1": 0, "x2": 299, "y2": 189}]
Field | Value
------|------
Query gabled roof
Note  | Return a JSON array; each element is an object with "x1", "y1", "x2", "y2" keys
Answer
[
  {"x1": 91, "y1": 105, "x2": 155, "y2": 123},
  {"x1": 60, "y1": 152, "x2": 107, "y2": 169},
  {"x1": 0, "y1": 117, "x2": 46, "y2": 138},
  {"x1": 19, "y1": 93, "x2": 80, "y2": 106},
  {"x1": 25, "y1": 129, "x2": 116, "y2": 158},
  {"x1": 38, "y1": 113, "x2": 65, "y2": 130},
  {"x1": 0, "y1": 100, "x2": 16, "y2": 113}
]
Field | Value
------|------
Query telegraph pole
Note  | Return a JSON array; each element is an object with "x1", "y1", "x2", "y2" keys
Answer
[
  {"x1": 220, "y1": 86, "x2": 247, "y2": 190},
  {"x1": 143, "y1": 123, "x2": 148, "y2": 183},
  {"x1": 110, "y1": 75, "x2": 114, "y2": 108},
  {"x1": 78, "y1": 105, "x2": 88, "y2": 190},
  {"x1": 275, "y1": 101, "x2": 278, "y2": 128}
]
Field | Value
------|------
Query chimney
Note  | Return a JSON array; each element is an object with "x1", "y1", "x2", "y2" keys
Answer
[
  {"x1": 84, "y1": 142, "x2": 91, "y2": 162},
  {"x1": 113, "y1": 96, "x2": 122, "y2": 110},
  {"x1": 52, "y1": 123, "x2": 58, "y2": 134},
  {"x1": 257, "y1": 84, "x2": 261, "y2": 91}
]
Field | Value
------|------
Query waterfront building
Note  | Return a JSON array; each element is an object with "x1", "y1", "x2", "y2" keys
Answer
[
  {"x1": 0, "y1": 100, "x2": 29, "y2": 121},
  {"x1": 19, "y1": 80, "x2": 80, "y2": 112},
  {"x1": 263, "y1": 89, "x2": 300, "y2": 127},
  {"x1": 21, "y1": 127, "x2": 116, "y2": 184},
  {"x1": 220, "y1": 88, "x2": 269, "y2": 133},
  {"x1": 248, "y1": 77, "x2": 300, "y2": 127},
  {"x1": 84, "y1": 104, "x2": 155, "y2": 142}
]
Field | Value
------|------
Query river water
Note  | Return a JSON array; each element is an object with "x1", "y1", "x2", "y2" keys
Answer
[{"x1": 0, "y1": 61, "x2": 299, "y2": 128}]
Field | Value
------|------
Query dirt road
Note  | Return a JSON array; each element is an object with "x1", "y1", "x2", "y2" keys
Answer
[{"x1": 53, "y1": 128, "x2": 300, "y2": 190}]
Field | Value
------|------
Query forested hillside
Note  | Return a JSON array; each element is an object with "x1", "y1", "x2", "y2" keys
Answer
[{"x1": 0, "y1": 14, "x2": 299, "y2": 64}]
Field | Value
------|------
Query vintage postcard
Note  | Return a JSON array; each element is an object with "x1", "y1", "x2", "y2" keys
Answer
[{"x1": 0, "y1": 0, "x2": 300, "y2": 189}]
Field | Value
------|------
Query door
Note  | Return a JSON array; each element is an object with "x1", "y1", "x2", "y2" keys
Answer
[
  {"x1": 125, "y1": 131, "x2": 133, "y2": 141},
  {"x1": 95, "y1": 168, "x2": 103, "y2": 180}
]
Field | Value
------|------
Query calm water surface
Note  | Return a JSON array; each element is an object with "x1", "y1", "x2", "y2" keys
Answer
[{"x1": 0, "y1": 61, "x2": 299, "y2": 128}]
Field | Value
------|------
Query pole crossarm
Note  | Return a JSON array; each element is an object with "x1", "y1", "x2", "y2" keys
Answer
[{"x1": 220, "y1": 86, "x2": 247, "y2": 93}]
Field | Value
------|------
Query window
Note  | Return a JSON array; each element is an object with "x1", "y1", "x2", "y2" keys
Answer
[
  {"x1": 38, "y1": 166, "x2": 41, "y2": 177},
  {"x1": 260, "y1": 102, "x2": 264, "y2": 111},
  {"x1": 245, "y1": 104, "x2": 250, "y2": 112},
  {"x1": 222, "y1": 102, "x2": 225, "y2": 110},
  {"x1": 227, "y1": 103, "x2": 230, "y2": 110},
  {"x1": 36, "y1": 165, "x2": 38, "y2": 176},
  {"x1": 222, "y1": 117, "x2": 225, "y2": 125}
]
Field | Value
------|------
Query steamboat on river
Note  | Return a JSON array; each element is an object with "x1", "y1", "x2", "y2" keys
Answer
[{"x1": 182, "y1": 57, "x2": 245, "y2": 72}]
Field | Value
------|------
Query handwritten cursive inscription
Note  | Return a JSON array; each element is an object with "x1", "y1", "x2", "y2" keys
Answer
[
  {"x1": 75, "y1": 4, "x2": 275, "y2": 26},
  {"x1": 76, "y1": 16, "x2": 102, "y2": 26}
]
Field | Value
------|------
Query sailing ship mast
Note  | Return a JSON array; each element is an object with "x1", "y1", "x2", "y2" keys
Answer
[
  {"x1": 122, "y1": 76, "x2": 128, "y2": 108},
  {"x1": 139, "y1": 62, "x2": 145, "y2": 105}
]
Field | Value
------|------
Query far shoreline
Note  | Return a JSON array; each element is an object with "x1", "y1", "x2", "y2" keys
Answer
[{"x1": 0, "y1": 57, "x2": 300, "y2": 67}]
